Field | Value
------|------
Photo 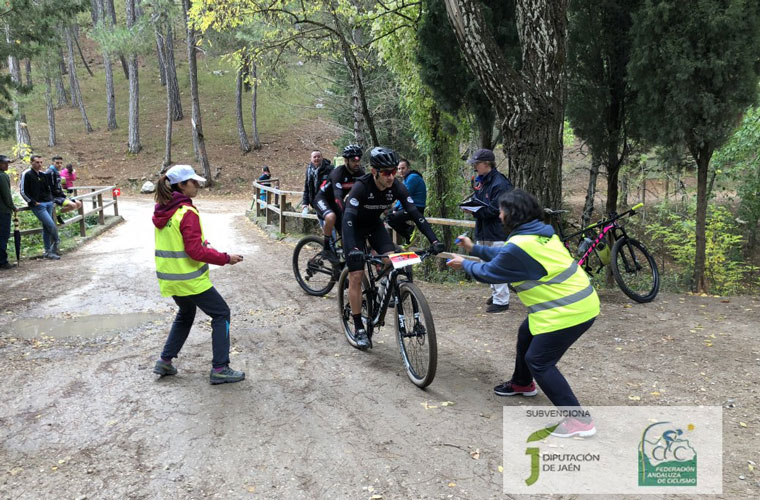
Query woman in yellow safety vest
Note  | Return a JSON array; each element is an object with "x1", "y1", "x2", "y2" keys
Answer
[
  {"x1": 152, "y1": 164, "x2": 246, "y2": 385},
  {"x1": 447, "y1": 189, "x2": 600, "y2": 438}
]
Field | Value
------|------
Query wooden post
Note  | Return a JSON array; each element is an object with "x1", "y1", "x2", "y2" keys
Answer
[
  {"x1": 78, "y1": 200, "x2": 86, "y2": 236},
  {"x1": 266, "y1": 190, "x2": 273, "y2": 225},
  {"x1": 279, "y1": 193, "x2": 287, "y2": 234},
  {"x1": 91, "y1": 188, "x2": 97, "y2": 209},
  {"x1": 255, "y1": 186, "x2": 262, "y2": 217},
  {"x1": 112, "y1": 190, "x2": 119, "y2": 217},
  {"x1": 97, "y1": 193, "x2": 105, "y2": 225}
]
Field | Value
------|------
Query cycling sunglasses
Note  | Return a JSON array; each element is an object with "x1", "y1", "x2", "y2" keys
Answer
[{"x1": 378, "y1": 168, "x2": 397, "y2": 177}]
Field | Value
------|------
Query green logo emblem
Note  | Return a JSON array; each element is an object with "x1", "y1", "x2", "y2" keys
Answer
[{"x1": 638, "y1": 422, "x2": 697, "y2": 486}]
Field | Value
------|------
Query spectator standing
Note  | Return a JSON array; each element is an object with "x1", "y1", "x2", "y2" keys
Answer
[
  {"x1": 19, "y1": 155, "x2": 60, "y2": 260},
  {"x1": 300, "y1": 150, "x2": 333, "y2": 215},
  {"x1": 467, "y1": 148, "x2": 513, "y2": 313},
  {"x1": 152, "y1": 164, "x2": 246, "y2": 385},
  {"x1": 387, "y1": 158, "x2": 427, "y2": 242},
  {"x1": 60, "y1": 163, "x2": 77, "y2": 195},
  {"x1": 258, "y1": 165, "x2": 271, "y2": 201},
  {"x1": 447, "y1": 189, "x2": 600, "y2": 438},
  {"x1": 0, "y1": 154, "x2": 16, "y2": 269},
  {"x1": 46, "y1": 161, "x2": 82, "y2": 224}
]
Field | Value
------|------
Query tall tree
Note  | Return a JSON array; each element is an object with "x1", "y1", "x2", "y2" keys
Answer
[
  {"x1": 249, "y1": 61, "x2": 261, "y2": 150},
  {"x1": 628, "y1": 0, "x2": 760, "y2": 292},
  {"x1": 65, "y1": 25, "x2": 93, "y2": 133},
  {"x1": 163, "y1": 22, "x2": 183, "y2": 121},
  {"x1": 235, "y1": 60, "x2": 251, "y2": 153},
  {"x1": 5, "y1": 26, "x2": 32, "y2": 149},
  {"x1": 95, "y1": 0, "x2": 118, "y2": 130},
  {"x1": 44, "y1": 76, "x2": 56, "y2": 146},
  {"x1": 443, "y1": 0, "x2": 567, "y2": 210},
  {"x1": 183, "y1": 0, "x2": 212, "y2": 182},
  {"x1": 567, "y1": 0, "x2": 641, "y2": 218},
  {"x1": 55, "y1": 48, "x2": 68, "y2": 108},
  {"x1": 126, "y1": 0, "x2": 141, "y2": 153}
]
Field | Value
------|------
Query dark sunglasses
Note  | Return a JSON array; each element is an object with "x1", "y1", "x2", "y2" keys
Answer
[{"x1": 378, "y1": 168, "x2": 397, "y2": 177}]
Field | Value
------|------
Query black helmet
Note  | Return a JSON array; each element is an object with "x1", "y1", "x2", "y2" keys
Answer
[
  {"x1": 369, "y1": 147, "x2": 398, "y2": 169},
  {"x1": 342, "y1": 144, "x2": 363, "y2": 159}
]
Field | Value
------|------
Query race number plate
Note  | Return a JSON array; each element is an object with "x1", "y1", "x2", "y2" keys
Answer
[{"x1": 388, "y1": 252, "x2": 421, "y2": 269}]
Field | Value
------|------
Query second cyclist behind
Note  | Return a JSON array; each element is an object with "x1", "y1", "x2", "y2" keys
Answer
[
  {"x1": 312, "y1": 144, "x2": 365, "y2": 263},
  {"x1": 342, "y1": 146, "x2": 443, "y2": 349}
]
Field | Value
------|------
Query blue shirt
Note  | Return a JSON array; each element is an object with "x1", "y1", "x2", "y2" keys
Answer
[{"x1": 394, "y1": 170, "x2": 426, "y2": 210}]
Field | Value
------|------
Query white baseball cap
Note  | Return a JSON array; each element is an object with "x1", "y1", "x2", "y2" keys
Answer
[{"x1": 166, "y1": 164, "x2": 206, "y2": 185}]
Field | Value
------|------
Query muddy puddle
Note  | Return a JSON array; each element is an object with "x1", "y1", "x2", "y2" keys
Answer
[{"x1": 2, "y1": 312, "x2": 158, "y2": 339}]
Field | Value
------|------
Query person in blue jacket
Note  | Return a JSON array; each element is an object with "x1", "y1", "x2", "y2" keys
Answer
[
  {"x1": 447, "y1": 189, "x2": 600, "y2": 438},
  {"x1": 386, "y1": 158, "x2": 427, "y2": 242}
]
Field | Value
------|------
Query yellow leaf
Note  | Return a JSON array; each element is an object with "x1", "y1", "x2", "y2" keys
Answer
[
  {"x1": 628, "y1": 395, "x2": 641, "y2": 401},
  {"x1": 749, "y1": 464, "x2": 755, "y2": 472},
  {"x1": 440, "y1": 401, "x2": 455, "y2": 407},
  {"x1": 447, "y1": 482, "x2": 456, "y2": 487},
  {"x1": 739, "y1": 422, "x2": 748, "y2": 428},
  {"x1": 247, "y1": 486, "x2": 256, "y2": 493},
  {"x1": 498, "y1": 465, "x2": 504, "y2": 473},
  {"x1": 371, "y1": 496, "x2": 383, "y2": 500},
  {"x1": 650, "y1": 391, "x2": 660, "y2": 396},
  {"x1": 51, "y1": 466, "x2": 58, "y2": 471}
]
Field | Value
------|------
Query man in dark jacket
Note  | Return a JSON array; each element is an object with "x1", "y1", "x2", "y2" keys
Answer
[
  {"x1": 19, "y1": 155, "x2": 60, "y2": 259},
  {"x1": 468, "y1": 148, "x2": 513, "y2": 312},
  {"x1": 301, "y1": 150, "x2": 333, "y2": 214},
  {"x1": 0, "y1": 154, "x2": 16, "y2": 269}
]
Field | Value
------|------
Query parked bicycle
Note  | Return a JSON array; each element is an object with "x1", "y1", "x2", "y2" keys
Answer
[
  {"x1": 545, "y1": 203, "x2": 660, "y2": 303},
  {"x1": 292, "y1": 230, "x2": 344, "y2": 296},
  {"x1": 337, "y1": 248, "x2": 437, "y2": 388}
]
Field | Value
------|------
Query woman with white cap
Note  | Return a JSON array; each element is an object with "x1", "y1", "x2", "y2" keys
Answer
[{"x1": 152, "y1": 164, "x2": 246, "y2": 385}]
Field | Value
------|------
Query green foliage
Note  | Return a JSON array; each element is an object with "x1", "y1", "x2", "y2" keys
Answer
[
  {"x1": 628, "y1": 0, "x2": 760, "y2": 154},
  {"x1": 644, "y1": 203, "x2": 756, "y2": 294}
]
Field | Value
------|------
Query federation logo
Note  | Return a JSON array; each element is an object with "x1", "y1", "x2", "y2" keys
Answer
[{"x1": 638, "y1": 422, "x2": 697, "y2": 486}]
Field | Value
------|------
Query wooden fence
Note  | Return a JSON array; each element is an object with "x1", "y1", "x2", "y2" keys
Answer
[
  {"x1": 16, "y1": 185, "x2": 120, "y2": 238},
  {"x1": 251, "y1": 180, "x2": 475, "y2": 240}
]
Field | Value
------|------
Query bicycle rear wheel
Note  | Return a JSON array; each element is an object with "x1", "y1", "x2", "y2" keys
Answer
[
  {"x1": 293, "y1": 235, "x2": 337, "y2": 296},
  {"x1": 337, "y1": 267, "x2": 372, "y2": 348},
  {"x1": 395, "y1": 282, "x2": 437, "y2": 388},
  {"x1": 610, "y1": 237, "x2": 659, "y2": 303}
]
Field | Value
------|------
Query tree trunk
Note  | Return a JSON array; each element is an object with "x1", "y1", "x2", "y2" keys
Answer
[
  {"x1": 64, "y1": 27, "x2": 79, "y2": 108},
  {"x1": 24, "y1": 59, "x2": 32, "y2": 87},
  {"x1": 73, "y1": 29, "x2": 94, "y2": 77},
  {"x1": 235, "y1": 66, "x2": 251, "y2": 153},
  {"x1": 163, "y1": 23, "x2": 183, "y2": 121},
  {"x1": 692, "y1": 148, "x2": 712, "y2": 293},
  {"x1": 250, "y1": 62, "x2": 261, "y2": 150},
  {"x1": 45, "y1": 77, "x2": 56, "y2": 146},
  {"x1": 183, "y1": 0, "x2": 212, "y2": 183},
  {"x1": 6, "y1": 35, "x2": 32, "y2": 150},
  {"x1": 156, "y1": 34, "x2": 167, "y2": 86},
  {"x1": 619, "y1": 170, "x2": 629, "y2": 209},
  {"x1": 429, "y1": 107, "x2": 453, "y2": 268},
  {"x1": 65, "y1": 26, "x2": 93, "y2": 133},
  {"x1": 581, "y1": 154, "x2": 601, "y2": 228},
  {"x1": 55, "y1": 49, "x2": 68, "y2": 107},
  {"x1": 444, "y1": 0, "x2": 567, "y2": 210},
  {"x1": 342, "y1": 41, "x2": 378, "y2": 148},
  {"x1": 105, "y1": 0, "x2": 129, "y2": 79},
  {"x1": 126, "y1": 0, "x2": 141, "y2": 152},
  {"x1": 476, "y1": 107, "x2": 495, "y2": 149},
  {"x1": 97, "y1": 0, "x2": 117, "y2": 130},
  {"x1": 90, "y1": 0, "x2": 99, "y2": 25}
]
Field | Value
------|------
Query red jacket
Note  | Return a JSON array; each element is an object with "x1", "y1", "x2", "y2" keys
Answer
[{"x1": 152, "y1": 192, "x2": 230, "y2": 266}]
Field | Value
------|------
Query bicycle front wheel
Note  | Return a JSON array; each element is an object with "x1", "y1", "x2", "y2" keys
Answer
[
  {"x1": 337, "y1": 267, "x2": 372, "y2": 348},
  {"x1": 292, "y1": 235, "x2": 337, "y2": 296},
  {"x1": 395, "y1": 281, "x2": 437, "y2": 388},
  {"x1": 610, "y1": 237, "x2": 659, "y2": 303}
]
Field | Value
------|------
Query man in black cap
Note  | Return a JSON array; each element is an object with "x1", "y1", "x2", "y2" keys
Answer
[
  {"x1": 468, "y1": 148, "x2": 514, "y2": 312},
  {"x1": 0, "y1": 154, "x2": 16, "y2": 269}
]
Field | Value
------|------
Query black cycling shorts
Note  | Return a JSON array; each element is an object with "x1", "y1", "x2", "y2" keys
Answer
[
  {"x1": 311, "y1": 193, "x2": 335, "y2": 221},
  {"x1": 347, "y1": 221, "x2": 395, "y2": 272}
]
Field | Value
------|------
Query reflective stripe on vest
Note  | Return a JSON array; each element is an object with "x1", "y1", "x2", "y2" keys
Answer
[
  {"x1": 509, "y1": 234, "x2": 600, "y2": 334},
  {"x1": 155, "y1": 205, "x2": 213, "y2": 297}
]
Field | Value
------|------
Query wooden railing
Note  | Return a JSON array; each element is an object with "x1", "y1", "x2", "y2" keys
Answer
[
  {"x1": 16, "y1": 185, "x2": 120, "y2": 238},
  {"x1": 251, "y1": 180, "x2": 475, "y2": 238}
]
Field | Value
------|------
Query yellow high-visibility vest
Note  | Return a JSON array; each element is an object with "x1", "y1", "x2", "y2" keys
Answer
[
  {"x1": 155, "y1": 205, "x2": 213, "y2": 297},
  {"x1": 509, "y1": 234, "x2": 600, "y2": 334}
]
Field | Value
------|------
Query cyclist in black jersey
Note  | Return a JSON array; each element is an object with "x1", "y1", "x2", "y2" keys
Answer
[
  {"x1": 312, "y1": 144, "x2": 364, "y2": 262},
  {"x1": 342, "y1": 146, "x2": 444, "y2": 349}
]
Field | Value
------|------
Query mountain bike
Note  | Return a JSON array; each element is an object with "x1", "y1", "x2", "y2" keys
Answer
[
  {"x1": 292, "y1": 229, "x2": 344, "y2": 296},
  {"x1": 337, "y1": 248, "x2": 437, "y2": 388},
  {"x1": 545, "y1": 203, "x2": 660, "y2": 303}
]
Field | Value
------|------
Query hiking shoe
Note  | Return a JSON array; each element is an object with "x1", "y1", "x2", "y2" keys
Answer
[
  {"x1": 0, "y1": 262, "x2": 15, "y2": 270},
  {"x1": 43, "y1": 253, "x2": 61, "y2": 260},
  {"x1": 56, "y1": 215, "x2": 65, "y2": 225},
  {"x1": 486, "y1": 297, "x2": 493, "y2": 305},
  {"x1": 153, "y1": 359, "x2": 177, "y2": 376},
  {"x1": 551, "y1": 418, "x2": 597, "y2": 438},
  {"x1": 354, "y1": 328, "x2": 371, "y2": 349},
  {"x1": 486, "y1": 303, "x2": 509, "y2": 313},
  {"x1": 210, "y1": 366, "x2": 245, "y2": 385},
  {"x1": 494, "y1": 380, "x2": 538, "y2": 397}
]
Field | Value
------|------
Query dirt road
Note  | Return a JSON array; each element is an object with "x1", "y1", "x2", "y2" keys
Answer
[{"x1": 1, "y1": 197, "x2": 758, "y2": 499}]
